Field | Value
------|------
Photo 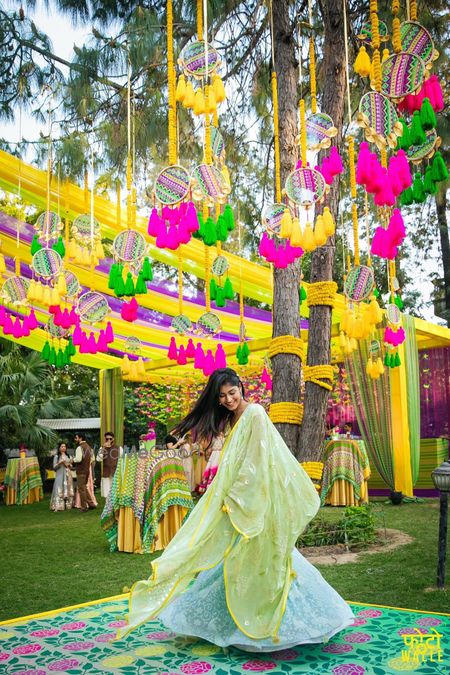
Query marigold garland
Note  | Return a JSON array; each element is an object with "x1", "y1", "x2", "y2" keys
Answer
[
  {"x1": 306, "y1": 281, "x2": 337, "y2": 307},
  {"x1": 272, "y1": 71, "x2": 282, "y2": 202},
  {"x1": 269, "y1": 402, "x2": 304, "y2": 425},
  {"x1": 301, "y1": 461, "x2": 324, "y2": 490},
  {"x1": 268, "y1": 335, "x2": 305, "y2": 360},
  {"x1": 309, "y1": 37, "x2": 317, "y2": 114},
  {"x1": 303, "y1": 365, "x2": 334, "y2": 391}
]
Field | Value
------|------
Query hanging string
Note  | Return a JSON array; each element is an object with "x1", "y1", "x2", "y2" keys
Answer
[
  {"x1": 238, "y1": 205, "x2": 244, "y2": 327},
  {"x1": 269, "y1": 0, "x2": 281, "y2": 202},
  {"x1": 197, "y1": 0, "x2": 203, "y2": 40},
  {"x1": 178, "y1": 249, "x2": 183, "y2": 315},
  {"x1": 365, "y1": 193, "x2": 372, "y2": 266},
  {"x1": 307, "y1": 0, "x2": 317, "y2": 114},
  {"x1": 126, "y1": 47, "x2": 133, "y2": 229},
  {"x1": 203, "y1": 0, "x2": 212, "y2": 164},
  {"x1": 167, "y1": 0, "x2": 177, "y2": 165},
  {"x1": 132, "y1": 97, "x2": 137, "y2": 229},
  {"x1": 15, "y1": 105, "x2": 23, "y2": 275},
  {"x1": 369, "y1": 0, "x2": 382, "y2": 92}
]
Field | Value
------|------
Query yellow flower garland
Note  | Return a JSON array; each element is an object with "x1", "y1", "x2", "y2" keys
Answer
[
  {"x1": 269, "y1": 402, "x2": 304, "y2": 425},
  {"x1": 306, "y1": 281, "x2": 337, "y2": 307},
  {"x1": 303, "y1": 365, "x2": 334, "y2": 391},
  {"x1": 301, "y1": 461, "x2": 324, "y2": 490},
  {"x1": 272, "y1": 71, "x2": 282, "y2": 202},
  {"x1": 268, "y1": 335, "x2": 305, "y2": 360}
]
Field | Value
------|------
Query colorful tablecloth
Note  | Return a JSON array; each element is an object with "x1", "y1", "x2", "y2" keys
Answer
[
  {"x1": 101, "y1": 451, "x2": 194, "y2": 554},
  {"x1": 321, "y1": 439, "x2": 371, "y2": 506},
  {"x1": 4, "y1": 457, "x2": 43, "y2": 506}
]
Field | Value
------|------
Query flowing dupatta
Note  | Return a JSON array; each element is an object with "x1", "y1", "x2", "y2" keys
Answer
[{"x1": 118, "y1": 404, "x2": 320, "y2": 642}]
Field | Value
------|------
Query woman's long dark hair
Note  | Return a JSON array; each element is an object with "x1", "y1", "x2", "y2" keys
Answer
[{"x1": 173, "y1": 368, "x2": 245, "y2": 442}]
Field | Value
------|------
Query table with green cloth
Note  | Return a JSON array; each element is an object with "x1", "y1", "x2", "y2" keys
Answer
[
  {"x1": 4, "y1": 457, "x2": 43, "y2": 505},
  {"x1": 101, "y1": 448, "x2": 194, "y2": 554},
  {"x1": 320, "y1": 438, "x2": 371, "y2": 506}
]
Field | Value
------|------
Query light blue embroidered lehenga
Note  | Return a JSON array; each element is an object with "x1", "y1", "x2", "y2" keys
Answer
[{"x1": 119, "y1": 404, "x2": 354, "y2": 651}]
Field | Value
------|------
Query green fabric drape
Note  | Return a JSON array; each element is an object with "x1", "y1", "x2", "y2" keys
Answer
[
  {"x1": 99, "y1": 368, "x2": 124, "y2": 447},
  {"x1": 402, "y1": 314, "x2": 421, "y2": 485},
  {"x1": 345, "y1": 332, "x2": 395, "y2": 490}
]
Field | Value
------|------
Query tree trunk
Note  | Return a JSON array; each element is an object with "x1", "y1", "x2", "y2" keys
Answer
[
  {"x1": 271, "y1": 0, "x2": 302, "y2": 452},
  {"x1": 297, "y1": 0, "x2": 346, "y2": 461},
  {"x1": 435, "y1": 185, "x2": 450, "y2": 327}
]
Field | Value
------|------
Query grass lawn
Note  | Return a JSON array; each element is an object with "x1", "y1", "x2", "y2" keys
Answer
[{"x1": 1, "y1": 495, "x2": 449, "y2": 623}]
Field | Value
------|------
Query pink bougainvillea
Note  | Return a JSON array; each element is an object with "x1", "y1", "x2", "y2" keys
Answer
[
  {"x1": 343, "y1": 632, "x2": 372, "y2": 644},
  {"x1": 351, "y1": 618, "x2": 367, "y2": 627},
  {"x1": 59, "y1": 622, "x2": 86, "y2": 631},
  {"x1": 242, "y1": 661, "x2": 277, "y2": 672},
  {"x1": 30, "y1": 628, "x2": 61, "y2": 637},
  {"x1": 12, "y1": 644, "x2": 43, "y2": 655},
  {"x1": 416, "y1": 617, "x2": 443, "y2": 627},
  {"x1": 180, "y1": 662, "x2": 212, "y2": 674},
  {"x1": 0, "y1": 652, "x2": 10, "y2": 661},
  {"x1": 62, "y1": 641, "x2": 95, "y2": 651},
  {"x1": 48, "y1": 658, "x2": 80, "y2": 671}
]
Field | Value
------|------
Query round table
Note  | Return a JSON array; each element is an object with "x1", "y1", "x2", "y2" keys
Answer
[
  {"x1": 4, "y1": 457, "x2": 43, "y2": 505},
  {"x1": 320, "y1": 438, "x2": 371, "y2": 506}
]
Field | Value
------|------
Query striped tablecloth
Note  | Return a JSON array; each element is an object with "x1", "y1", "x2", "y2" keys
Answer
[
  {"x1": 4, "y1": 457, "x2": 43, "y2": 505},
  {"x1": 320, "y1": 439, "x2": 371, "y2": 506}
]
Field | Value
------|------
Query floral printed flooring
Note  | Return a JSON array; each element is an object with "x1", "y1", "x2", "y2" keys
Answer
[{"x1": 0, "y1": 596, "x2": 448, "y2": 674}]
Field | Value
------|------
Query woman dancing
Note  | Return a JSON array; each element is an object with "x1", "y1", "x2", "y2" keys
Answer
[{"x1": 119, "y1": 368, "x2": 354, "y2": 650}]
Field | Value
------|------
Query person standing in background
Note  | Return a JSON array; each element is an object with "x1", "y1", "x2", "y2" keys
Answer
[
  {"x1": 50, "y1": 442, "x2": 74, "y2": 511},
  {"x1": 96, "y1": 431, "x2": 123, "y2": 498},
  {"x1": 73, "y1": 432, "x2": 96, "y2": 512}
]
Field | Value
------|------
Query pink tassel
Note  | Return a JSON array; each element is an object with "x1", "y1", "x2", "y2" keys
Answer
[
  {"x1": 194, "y1": 343, "x2": 205, "y2": 369},
  {"x1": 3, "y1": 313, "x2": 13, "y2": 335},
  {"x1": 155, "y1": 221, "x2": 168, "y2": 248},
  {"x1": 49, "y1": 305, "x2": 59, "y2": 315},
  {"x1": 69, "y1": 307, "x2": 78, "y2": 325},
  {"x1": 61, "y1": 309, "x2": 72, "y2": 329},
  {"x1": 389, "y1": 209, "x2": 406, "y2": 246},
  {"x1": 53, "y1": 308, "x2": 63, "y2": 326},
  {"x1": 72, "y1": 323, "x2": 83, "y2": 346},
  {"x1": 79, "y1": 332, "x2": 89, "y2": 354},
  {"x1": 356, "y1": 142, "x2": 371, "y2": 185},
  {"x1": 168, "y1": 337, "x2": 178, "y2": 360},
  {"x1": 387, "y1": 157, "x2": 403, "y2": 196},
  {"x1": 371, "y1": 227, "x2": 385, "y2": 257},
  {"x1": 395, "y1": 150, "x2": 412, "y2": 190},
  {"x1": 274, "y1": 244, "x2": 288, "y2": 268},
  {"x1": 148, "y1": 208, "x2": 161, "y2": 237},
  {"x1": 177, "y1": 220, "x2": 191, "y2": 244},
  {"x1": 328, "y1": 146, "x2": 344, "y2": 175},
  {"x1": 13, "y1": 317, "x2": 23, "y2": 338},
  {"x1": 319, "y1": 157, "x2": 334, "y2": 185},
  {"x1": 186, "y1": 338, "x2": 196, "y2": 359},
  {"x1": 87, "y1": 332, "x2": 98, "y2": 354},
  {"x1": 0, "y1": 305, "x2": 5, "y2": 326},
  {"x1": 428, "y1": 75, "x2": 444, "y2": 112},
  {"x1": 185, "y1": 202, "x2": 199, "y2": 232},
  {"x1": 96, "y1": 330, "x2": 108, "y2": 352},
  {"x1": 215, "y1": 343, "x2": 227, "y2": 369},
  {"x1": 177, "y1": 344, "x2": 187, "y2": 365},
  {"x1": 203, "y1": 349, "x2": 215, "y2": 376},
  {"x1": 105, "y1": 321, "x2": 114, "y2": 343},
  {"x1": 166, "y1": 223, "x2": 179, "y2": 250},
  {"x1": 28, "y1": 309, "x2": 38, "y2": 330},
  {"x1": 21, "y1": 316, "x2": 30, "y2": 337},
  {"x1": 259, "y1": 232, "x2": 270, "y2": 258}
]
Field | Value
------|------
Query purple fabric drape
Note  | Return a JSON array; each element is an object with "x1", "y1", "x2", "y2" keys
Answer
[{"x1": 419, "y1": 347, "x2": 450, "y2": 439}]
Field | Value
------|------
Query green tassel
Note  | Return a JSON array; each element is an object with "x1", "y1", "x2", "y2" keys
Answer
[
  {"x1": 56, "y1": 348, "x2": 64, "y2": 369},
  {"x1": 397, "y1": 118, "x2": 411, "y2": 151},
  {"x1": 114, "y1": 269, "x2": 125, "y2": 297},
  {"x1": 374, "y1": 288, "x2": 380, "y2": 298},
  {"x1": 142, "y1": 257, "x2": 153, "y2": 282},
  {"x1": 223, "y1": 204, "x2": 235, "y2": 231},
  {"x1": 384, "y1": 352, "x2": 390, "y2": 367},
  {"x1": 53, "y1": 235, "x2": 65, "y2": 258},
  {"x1": 394, "y1": 294, "x2": 404, "y2": 310},
  {"x1": 197, "y1": 213, "x2": 205, "y2": 239},
  {"x1": 419, "y1": 97, "x2": 437, "y2": 131},
  {"x1": 241, "y1": 341, "x2": 250, "y2": 358},
  {"x1": 210, "y1": 278, "x2": 217, "y2": 301},
  {"x1": 30, "y1": 234, "x2": 42, "y2": 255},
  {"x1": 236, "y1": 344, "x2": 242, "y2": 362},
  {"x1": 300, "y1": 286, "x2": 307, "y2": 304},
  {"x1": 67, "y1": 335, "x2": 76, "y2": 357},
  {"x1": 203, "y1": 217, "x2": 217, "y2": 246},
  {"x1": 108, "y1": 262, "x2": 119, "y2": 290},
  {"x1": 215, "y1": 286, "x2": 226, "y2": 307},
  {"x1": 409, "y1": 111, "x2": 426, "y2": 146},
  {"x1": 124, "y1": 272, "x2": 136, "y2": 296},
  {"x1": 431, "y1": 152, "x2": 449, "y2": 183},
  {"x1": 400, "y1": 187, "x2": 414, "y2": 206},
  {"x1": 389, "y1": 353, "x2": 396, "y2": 368},
  {"x1": 64, "y1": 345, "x2": 71, "y2": 365},
  {"x1": 216, "y1": 214, "x2": 228, "y2": 242},
  {"x1": 48, "y1": 346, "x2": 57, "y2": 367},
  {"x1": 412, "y1": 173, "x2": 426, "y2": 204},
  {"x1": 423, "y1": 166, "x2": 437, "y2": 195},
  {"x1": 223, "y1": 277, "x2": 234, "y2": 300},
  {"x1": 394, "y1": 351, "x2": 401, "y2": 367},
  {"x1": 42, "y1": 340, "x2": 50, "y2": 361},
  {"x1": 135, "y1": 271, "x2": 147, "y2": 294}
]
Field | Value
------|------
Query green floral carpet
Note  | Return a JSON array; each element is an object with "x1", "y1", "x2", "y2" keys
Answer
[{"x1": 0, "y1": 596, "x2": 448, "y2": 674}]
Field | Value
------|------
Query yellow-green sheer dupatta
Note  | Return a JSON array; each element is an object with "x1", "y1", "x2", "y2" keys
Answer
[{"x1": 119, "y1": 404, "x2": 320, "y2": 642}]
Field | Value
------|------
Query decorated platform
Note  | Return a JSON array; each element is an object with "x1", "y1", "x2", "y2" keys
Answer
[{"x1": 0, "y1": 595, "x2": 447, "y2": 674}]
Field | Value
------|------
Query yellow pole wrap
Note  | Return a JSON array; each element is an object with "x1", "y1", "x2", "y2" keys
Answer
[
  {"x1": 272, "y1": 71, "x2": 282, "y2": 203},
  {"x1": 389, "y1": 341, "x2": 413, "y2": 496},
  {"x1": 309, "y1": 37, "x2": 317, "y2": 114},
  {"x1": 167, "y1": 0, "x2": 177, "y2": 165},
  {"x1": 197, "y1": 0, "x2": 203, "y2": 40}
]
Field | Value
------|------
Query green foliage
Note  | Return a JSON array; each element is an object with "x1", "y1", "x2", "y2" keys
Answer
[{"x1": 297, "y1": 504, "x2": 377, "y2": 549}]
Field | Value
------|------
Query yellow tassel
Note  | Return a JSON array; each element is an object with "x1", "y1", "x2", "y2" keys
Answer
[
  {"x1": 354, "y1": 315, "x2": 365, "y2": 339},
  {"x1": 346, "y1": 312, "x2": 355, "y2": 337},
  {"x1": 289, "y1": 217, "x2": 302, "y2": 247},
  {"x1": 213, "y1": 75, "x2": 226, "y2": 103},
  {"x1": 366, "y1": 359, "x2": 374, "y2": 377},
  {"x1": 50, "y1": 286, "x2": 60, "y2": 306},
  {"x1": 221, "y1": 165, "x2": 231, "y2": 188},
  {"x1": 382, "y1": 48, "x2": 390, "y2": 62},
  {"x1": 340, "y1": 308, "x2": 350, "y2": 333},
  {"x1": 121, "y1": 355, "x2": 130, "y2": 375},
  {"x1": 376, "y1": 357, "x2": 385, "y2": 375},
  {"x1": 33, "y1": 281, "x2": 43, "y2": 303},
  {"x1": 193, "y1": 88, "x2": 205, "y2": 115},
  {"x1": 57, "y1": 274, "x2": 67, "y2": 295},
  {"x1": 27, "y1": 279, "x2": 36, "y2": 301},
  {"x1": 136, "y1": 357, "x2": 145, "y2": 375},
  {"x1": 280, "y1": 208, "x2": 293, "y2": 239},
  {"x1": 354, "y1": 45, "x2": 372, "y2": 77},
  {"x1": 42, "y1": 284, "x2": 52, "y2": 307},
  {"x1": 369, "y1": 297, "x2": 383, "y2": 325},
  {"x1": 0, "y1": 253, "x2": 6, "y2": 274},
  {"x1": 175, "y1": 74, "x2": 186, "y2": 102},
  {"x1": 129, "y1": 360, "x2": 139, "y2": 380},
  {"x1": 81, "y1": 247, "x2": 91, "y2": 266},
  {"x1": 313, "y1": 214, "x2": 327, "y2": 247},
  {"x1": 339, "y1": 331, "x2": 347, "y2": 349},
  {"x1": 302, "y1": 223, "x2": 316, "y2": 252},
  {"x1": 206, "y1": 85, "x2": 217, "y2": 114},
  {"x1": 67, "y1": 239, "x2": 76, "y2": 258},
  {"x1": 344, "y1": 337, "x2": 353, "y2": 355},
  {"x1": 183, "y1": 81, "x2": 195, "y2": 109},
  {"x1": 322, "y1": 207, "x2": 335, "y2": 236},
  {"x1": 95, "y1": 240, "x2": 105, "y2": 258},
  {"x1": 350, "y1": 337, "x2": 358, "y2": 351}
]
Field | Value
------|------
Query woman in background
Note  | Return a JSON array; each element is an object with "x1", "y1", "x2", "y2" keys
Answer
[{"x1": 50, "y1": 442, "x2": 74, "y2": 511}]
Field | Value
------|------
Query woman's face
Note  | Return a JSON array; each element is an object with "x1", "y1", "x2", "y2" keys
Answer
[
  {"x1": 219, "y1": 382, "x2": 242, "y2": 411},
  {"x1": 59, "y1": 444, "x2": 67, "y2": 454}
]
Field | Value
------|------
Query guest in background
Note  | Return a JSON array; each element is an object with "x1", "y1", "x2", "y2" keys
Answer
[
  {"x1": 73, "y1": 432, "x2": 96, "y2": 512},
  {"x1": 165, "y1": 433, "x2": 195, "y2": 492},
  {"x1": 50, "y1": 442, "x2": 74, "y2": 511},
  {"x1": 96, "y1": 431, "x2": 123, "y2": 498},
  {"x1": 343, "y1": 423, "x2": 354, "y2": 439}
]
